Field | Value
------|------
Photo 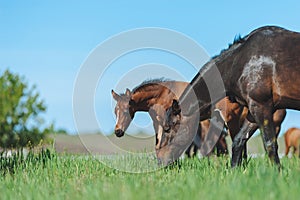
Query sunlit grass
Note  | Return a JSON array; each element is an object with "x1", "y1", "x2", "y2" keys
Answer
[{"x1": 0, "y1": 150, "x2": 300, "y2": 200}]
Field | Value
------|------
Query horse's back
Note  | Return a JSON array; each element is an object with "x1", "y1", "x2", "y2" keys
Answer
[
  {"x1": 237, "y1": 26, "x2": 300, "y2": 110},
  {"x1": 284, "y1": 127, "x2": 297, "y2": 138},
  {"x1": 284, "y1": 127, "x2": 300, "y2": 146}
]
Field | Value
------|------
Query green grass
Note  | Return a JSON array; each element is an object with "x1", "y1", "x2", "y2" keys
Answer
[{"x1": 0, "y1": 150, "x2": 300, "y2": 200}]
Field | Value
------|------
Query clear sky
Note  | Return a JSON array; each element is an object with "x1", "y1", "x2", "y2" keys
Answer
[{"x1": 1, "y1": 1, "x2": 300, "y2": 136}]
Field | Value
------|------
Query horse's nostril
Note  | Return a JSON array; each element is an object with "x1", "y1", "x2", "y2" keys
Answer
[{"x1": 115, "y1": 129, "x2": 124, "y2": 137}]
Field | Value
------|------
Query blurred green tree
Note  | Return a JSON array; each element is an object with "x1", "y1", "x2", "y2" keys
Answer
[{"x1": 0, "y1": 69, "x2": 53, "y2": 149}]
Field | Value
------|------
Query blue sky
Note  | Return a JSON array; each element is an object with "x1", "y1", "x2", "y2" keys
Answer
[{"x1": 0, "y1": 1, "x2": 300, "y2": 135}]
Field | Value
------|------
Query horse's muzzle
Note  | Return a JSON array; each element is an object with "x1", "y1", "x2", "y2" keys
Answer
[{"x1": 115, "y1": 129, "x2": 125, "y2": 137}]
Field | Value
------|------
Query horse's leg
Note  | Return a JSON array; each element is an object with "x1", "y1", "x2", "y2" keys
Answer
[
  {"x1": 285, "y1": 145, "x2": 290, "y2": 157},
  {"x1": 292, "y1": 146, "x2": 296, "y2": 156},
  {"x1": 191, "y1": 143, "x2": 199, "y2": 157},
  {"x1": 216, "y1": 143, "x2": 221, "y2": 157},
  {"x1": 216, "y1": 138, "x2": 223, "y2": 157},
  {"x1": 192, "y1": 127, "x2": 201, "y2": 156},
  {"x1": 299, "y1": 143, "x2": 300, "y2": 158},
  {"x1": 284, "y1": 134, "x2": 290, "y2": 156},
  {"x1": 227, "y1": 110, "x2": 249, "y2": 161},
  {"x1": 216, "y1": 130, "x2": 228, "y2": 156},
  {"x1": 231, "y1": 120, "x2": 257, "y2": 167},
  {"x1": 154, "y1": 120, "x2": 165, "y2": 153},
  {"x1": 275, "y1": 126, "x2": 281, "y2": 138},
  {"x1": 201, "y1": 117, "x2": 224, "y2": 157},
  {"x1": 228, "y1": 125, "x2": 249, "y2": 161},
  {"x1": 185, "y1": 141, "x2": 199, "y2": 158},
  {"x1": 248, "y1": 101, "x2": 280, "y2": 167},
  {"x1": 185, "y1": 143, "x2": 194, "y2": 158},
  {"x1": 153, "y1": 121, "x2": 160, "y2": 149},
  {"x1": 185, "y1": 123, "x2": 201, "y2": 157},
  {"x1": 242, "y1": 122, "x2": 258, "y2": 160}
]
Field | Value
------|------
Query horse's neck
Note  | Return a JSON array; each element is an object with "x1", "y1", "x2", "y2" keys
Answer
[
  {"x1": 181, "y1": 58, "x2": 233, "y2": 118},
  {"x1": 131, "y1": 87, "x2": 166, "y2": 111},
  {"x1": 179, "y1": 76, "x2": 213, "y2": 118}
]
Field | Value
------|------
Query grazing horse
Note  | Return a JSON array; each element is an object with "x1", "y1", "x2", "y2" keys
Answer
[
  {"x1": 111, "y1": 79, "x2": 227, "y2": 156},
  {"x1": 158, "y1": 26, "x2": 300, "y2": 167},
  {"x1": 284, "y1": 127, "x2": 300, "y2": 157}
]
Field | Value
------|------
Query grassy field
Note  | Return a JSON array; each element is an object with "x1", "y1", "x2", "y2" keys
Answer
[{"x1": 0, "y1": 148, "x2": 300, "y2": 200}]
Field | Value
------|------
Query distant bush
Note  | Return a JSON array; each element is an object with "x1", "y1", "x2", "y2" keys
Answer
[
  {"x1": 0, "y1": 69, "x2": 53, "y2": 149},
  {"x1": 53, "y1": 128, "x2": 68, "y2": 135}
]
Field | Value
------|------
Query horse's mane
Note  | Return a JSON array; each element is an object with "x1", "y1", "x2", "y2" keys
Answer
[
  {"x1": 118, "y1": 78, "x2": 172, "y2": 96},
  {"x1": 212, "y1": 26, "x2": 287, "y2": 60},
  {"x1": 229, "y1": 34, "x2": 244, "y2": 48},
  {"x1": 132, "y1": 78, "x2": 172, "y2": 94},
  {"x1": 212, "y1": 34, "x2": 245, "y2": 60},
  {"x1": 189, "y1": 30, "x2": 251, "y2": 87}
]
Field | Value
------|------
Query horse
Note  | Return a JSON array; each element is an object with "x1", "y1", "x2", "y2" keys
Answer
[
  {"x1": 284, "y1": 127, "x2": 300, "y2": 157},
  {"x1": 111, "y1": 79, "x2": 227, "y2": 157},
  {"x1": 157, "y1": 26, "x2": 299, "y2": 168}
]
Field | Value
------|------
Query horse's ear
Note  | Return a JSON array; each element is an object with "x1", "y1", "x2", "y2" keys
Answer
[
  {"x1": 172, "y1": 99, "x2": 181, "y2": 115},
  {"x1": 125, "y1": 88, "x2": 131, "y2": 97},
  {"x1": 111, "y1": 89, "x2": 120, "y2": 101}
]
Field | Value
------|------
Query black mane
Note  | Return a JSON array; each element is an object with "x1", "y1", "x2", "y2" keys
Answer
[
  {"x1": 229, "y1": 34, "x2": 244, "y2": 48},
  {"x1": 212, "y1": 34, "x2": 245, "y2": 59},
  {"x1": 211, "y1": 26, "x2": 287, "y2": 60}
]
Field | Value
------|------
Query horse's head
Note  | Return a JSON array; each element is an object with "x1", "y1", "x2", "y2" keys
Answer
[
  {"x1": 111, "y1": 88, "x2": 135, "y2": 137},
  {"x1": 157, "y1": 99, "x2": 199, "y2": 166},
  {"x1": 153, "y1": 100, "x2": 181, "y2": 151},
  {"x1": 162, "y1": 99, "x2": 182, "y2": 133}
]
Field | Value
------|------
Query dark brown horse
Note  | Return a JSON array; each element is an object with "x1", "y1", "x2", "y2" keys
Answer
[
  {"x1": 158, "y1": 26, "x2": 299, "y2": 167},
  {"x1": 111, "y1": 80, "x2": 227, "y2": 156},
  {"x1": 284, "y1": 127, "x2": 300, "y2": 157}
]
